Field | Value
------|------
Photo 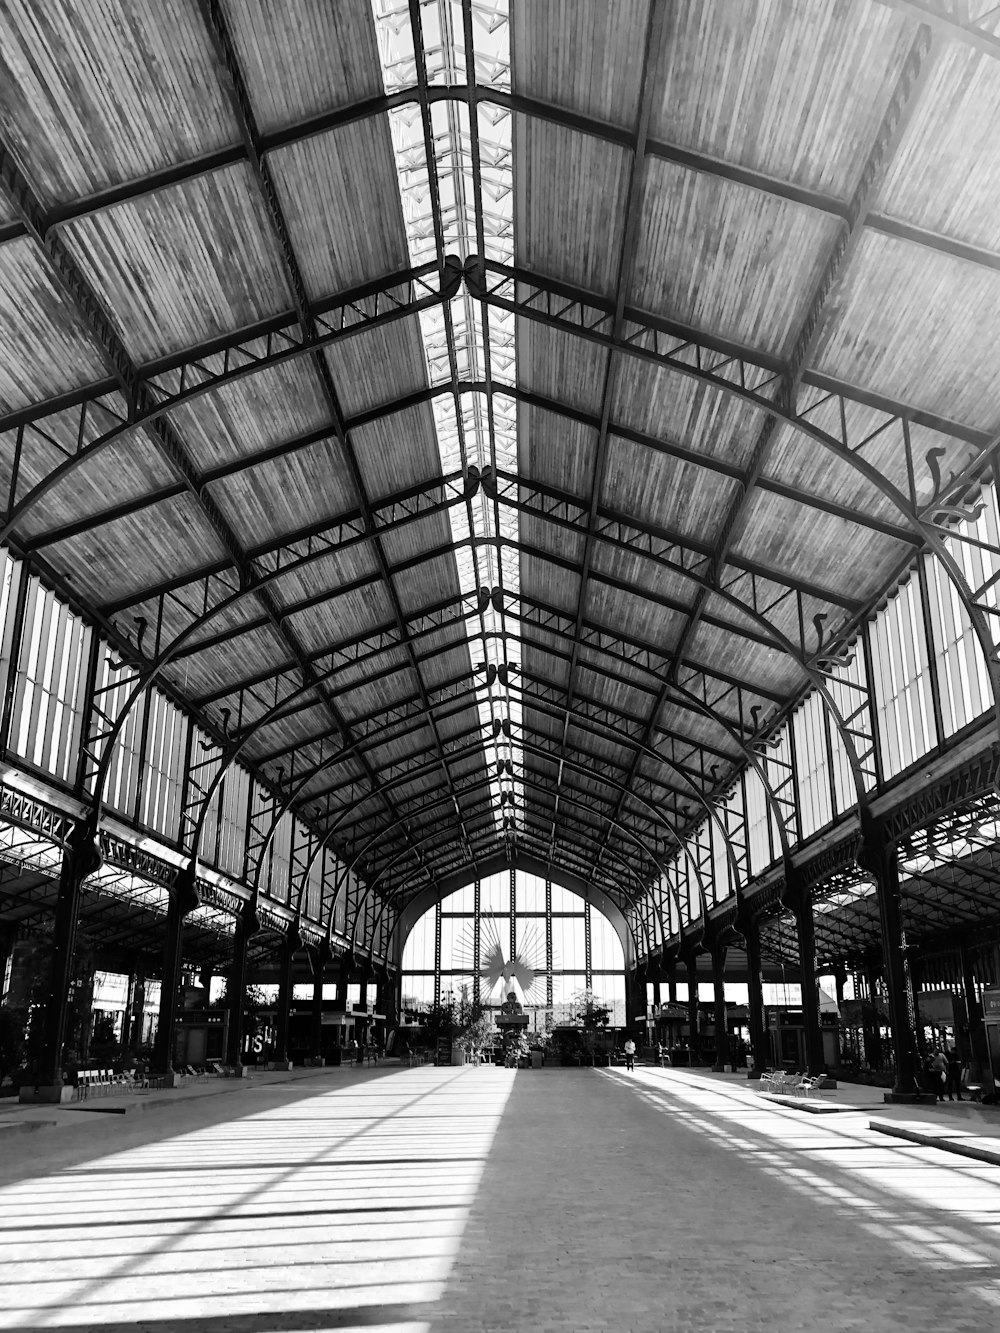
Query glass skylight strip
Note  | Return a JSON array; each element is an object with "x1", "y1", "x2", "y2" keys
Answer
[{"x1": 373, "y1": 0, "x2": 521, "y2": 848}]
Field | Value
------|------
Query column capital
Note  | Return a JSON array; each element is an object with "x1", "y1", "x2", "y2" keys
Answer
[{"x1": 171, "y1": 860, "x2": 201, "y2": 917}]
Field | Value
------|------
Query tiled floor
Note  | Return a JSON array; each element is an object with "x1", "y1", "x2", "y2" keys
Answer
[{"x1": 3, "y1": 1063, "x2": 1000, "y2": 1331}]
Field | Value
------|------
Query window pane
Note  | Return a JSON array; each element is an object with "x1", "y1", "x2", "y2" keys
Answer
[
  {"x1": 552, "y1": 916, "x2": 586, "y2": 972},
  {"x1": 589, "y1": 908, "x2": 624, "y2": 972}
]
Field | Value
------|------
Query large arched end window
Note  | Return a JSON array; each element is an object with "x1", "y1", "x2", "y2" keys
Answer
[{"x1": 401, "y1": 869, "x2": 626, "y2": 1024}]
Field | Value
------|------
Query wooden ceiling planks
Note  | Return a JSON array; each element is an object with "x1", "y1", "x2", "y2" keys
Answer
[
  {"x1": 205, "y1": 437, "x2": 359, "y2": 546},
  {"x1": 219, "y1": 0, "x2": 382, "y2": 134},
  {"x1": 650, "y1": 0, "x2": 913, "y2": 200},
  {"x1": 518, "y1": 402, "x2": 598, "y2": 496},
  {"x1": 269, "y1": 121, "x2": 409, "y2": 300},
  {"x1": 814, "y1": 230, "x2": 1000, "y2": 429},
  {"x1": 12, "y1": 429, "x2": 176, "y2": 541},
  {"x1": 631, "y1": 161, "x2": 843, "y2": 357},
  {"x1": 512, "y1": 0, "x2": 649, "y2": 129},
  {"x1": 3, "y1": 0, "x2": 1000, "y2": 916},
  {"x1": 166, "y1": 361, "x2": 332, "y2": 474},
  {"x1": 0, "y1": 239, "x2": 108, "y2": 414},
  {"x1": 513, "y1": 114, "x2": 630, "y2": 299},
  {"x1": 61, "y1": 165, "x2": 292, "y2": 362},
  {"x1": 878, "y1": 38, "x2": 1000, "y2": 254},
  {"x1": 602, "y1": 432, "x2": 740, "y2": 541},
  {"x1": 322, "y1": 316, "x2": 432, "y2": 417},
  {"x1": 351, "y1": 403, "x2": 445, "y2": 502},
  {"x1": 0, "y1": 0, "x2": 235, "y2": 205},
  {"x1": 42, "y1": 493, "x2": 231, "y2": 608},
  {"x1": 610, "y1": 360, "x2": 768, "y2": 470}
]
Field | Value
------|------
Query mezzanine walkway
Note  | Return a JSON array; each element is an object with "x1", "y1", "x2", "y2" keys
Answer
[{"x1": 3, "y1": 1063, "x2": 1000, "y2": 1332}]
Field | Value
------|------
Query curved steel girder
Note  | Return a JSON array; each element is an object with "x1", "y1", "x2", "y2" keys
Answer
[
  {"x1": 300, "y1": 699, "x2": 701, "y2": 921},
  {"x1": 219, "y1": 609, "x2": 797, "y2": 950},
  {"x1": 95, "y1": 489, "x2": 860, "y2": 883},
  {"x1": 354, "y1": 778, "x2": 657, "y2": 958},
  {"x1": 336, "y1": 739, "x2": 678, "y2": 924},
  {"x1": 337, "y1": 728, "x2": 704, "y2": 948},
  {"x1": 228, "y1": 656, "x2": 737, "y2": 930},
  {"x1": 364, "y1": 820, "x2": 644, "y2": 967},
  {"x1": 0, "y1": 266, "x2": 445, "y2": 549},
  {"x1": 77, "y1": 488, "x2": 468, "y2": 823},
  {"x1": 477, "y1": 261, "x2": 1000, "y2": 740},
  {"x1": 366, "y1": 798, "x2": 650, "y2": 934},
  {"x1": 3, "y1": 242, "x2": 997, "y2": 719},
  {"x1": 367, "y1": 792, "x2": 647, "y2": 906},
  {"x1": 3, "y1": 259, "x2": 994, "y2": 796}
]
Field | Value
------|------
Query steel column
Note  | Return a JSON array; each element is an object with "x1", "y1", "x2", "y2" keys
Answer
[{"x1": 859, "y1": 822, "x2": 922, "y2": 1097}]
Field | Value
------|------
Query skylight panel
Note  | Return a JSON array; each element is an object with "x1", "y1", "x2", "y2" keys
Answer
[{"x1": 373, "y1": 0, "x2": 520, "y2": 852}]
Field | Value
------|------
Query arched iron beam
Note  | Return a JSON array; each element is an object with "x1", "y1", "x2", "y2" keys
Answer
[
  {"x1": 367, "y1": 799, "x2": 651, "y2": 934},
  {"x1": 4, "y1": 255, "x2": 995, "y2": 778},
  {"x1": 476, "y1": 259, "x2": 1000, "y2": 740},
  {"x1": 365, "y1": 821, "x2": 643, "y2": 965},
  {"x1": 253, "y1": 666, "x2": 743, "y2": 933},
  {"x1": 356, "y1": 778, "x2": 659, "y2": 959},
  {"x1": 342, "y1": 730, "x2": 705, "y2": 953}
]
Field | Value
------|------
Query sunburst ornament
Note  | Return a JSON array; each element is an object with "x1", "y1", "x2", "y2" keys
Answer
[{"x1": 454, "y1": 916, "x2": 547, "y2": 1005}]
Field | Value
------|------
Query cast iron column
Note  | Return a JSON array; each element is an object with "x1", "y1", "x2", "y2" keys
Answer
[
  {"x1": 30, "y1": 818, "x2": 103, "y2": 1097},
  {"x1": 309, "y1": 941, "x2": 331, "y2": 1064},
  {"x1": 225, "y1": 899, "x2": 261, "y2": 1071},
  {"x1": 684, "y1": 949, "x2": 701, "y2": 1065},
  {"x1": 153, "y1": 861, "x2": 200, "y2": 1079},
  {"x1": 274, "y1": 923, "x2": 302, "y2": 1067},
  {"x1": 710, "y1": 940, "x2": 729, "y2": 1071},
  {"x1": 859, "y1": 818, "x2": 921, "y2": 1098},
  {"x1": 959, "y1": 944, "x2": 986, "y2": 1070},
  {"x1": 740, "y1": 913, "x2": 770, "y2": 1075},
  {"x1": 782, "y1": 870, "x2": 823, "y2": 1075}
]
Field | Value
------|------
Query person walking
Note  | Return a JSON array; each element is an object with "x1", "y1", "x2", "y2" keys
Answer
[
  {"x1": 946, "y1": 1046, "x2": 964, "y2": 1101},
  {"x1": 624, "y1": 1037, "x2": 636, "y2": 1071},
  {"x1": 930, "y1": 1047, "x2": 948, "y2": 1101}
]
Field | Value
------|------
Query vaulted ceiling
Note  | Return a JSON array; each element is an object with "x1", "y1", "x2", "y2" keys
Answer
[{"x1": 2, "y1": 0, "x2": 1000, "y2": 939}]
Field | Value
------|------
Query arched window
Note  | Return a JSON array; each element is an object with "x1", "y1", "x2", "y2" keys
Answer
[{"x1": 401, "y1": 869, "x2": 626, "y2": 1024}]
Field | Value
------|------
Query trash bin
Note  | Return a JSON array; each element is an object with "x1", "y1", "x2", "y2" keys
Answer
[
  {"x1": 530, "y1": 1050, "x2": 543, "y2": 1069},
  {"x1": 451, "y1": 1041, "x2": 466, "y2": 1066}
]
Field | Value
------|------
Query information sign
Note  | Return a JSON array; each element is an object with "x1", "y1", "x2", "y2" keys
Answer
[{"x1": 436, "y1": 1036, "x2": 451, "y2": 1066}]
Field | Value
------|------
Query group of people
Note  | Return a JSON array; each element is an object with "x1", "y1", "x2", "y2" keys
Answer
[{"x1": 922, "y1": 1046, "x2": 964, "y2": 1101}]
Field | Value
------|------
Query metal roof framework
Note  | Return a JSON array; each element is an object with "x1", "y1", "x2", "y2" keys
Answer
[{"x1": 3, "y1": 1, "x2": 1000, "y2": 967}]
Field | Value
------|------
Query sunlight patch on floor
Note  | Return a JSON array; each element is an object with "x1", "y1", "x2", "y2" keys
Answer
[
  {"x1": 610, "y1": 1068, "x2": 1000, "y2": 1278},
  {"x1": 0, "y1": 1068, "x2": 515, "y2": 1329}
]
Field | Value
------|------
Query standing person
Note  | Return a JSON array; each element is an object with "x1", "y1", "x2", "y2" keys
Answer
[
  {"x1": 930, "y1": 1047, "x2": 948, "y2": 1101},
  {"x1": 624, "y1": 1036, "x2": 636, "y2": 1071},
  {"x1": 946, "y1": 1046, "x2": 964, "y2": 1101}
]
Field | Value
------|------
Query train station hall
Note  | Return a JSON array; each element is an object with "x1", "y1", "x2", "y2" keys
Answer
[{"x1": 6, "y1": 1, "x2": 1000, "y2": 1329}]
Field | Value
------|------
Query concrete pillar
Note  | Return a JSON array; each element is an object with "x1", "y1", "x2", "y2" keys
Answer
[
  {"x1": 23, "y1": 819, "x2": 101, "y2": 1101},
  {"x1": 226, "y1": 900, "x2": 261, "y2": 1072},
  {"x1": 152, "y1": 863, "x2": 200, "y2": 1081},
  {"x1": 859, "y1": 820, "x2": 921, "y2": 1099},
  {"x1": 710, "y1": 942, "x2": 729, "y2": 1071}
]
